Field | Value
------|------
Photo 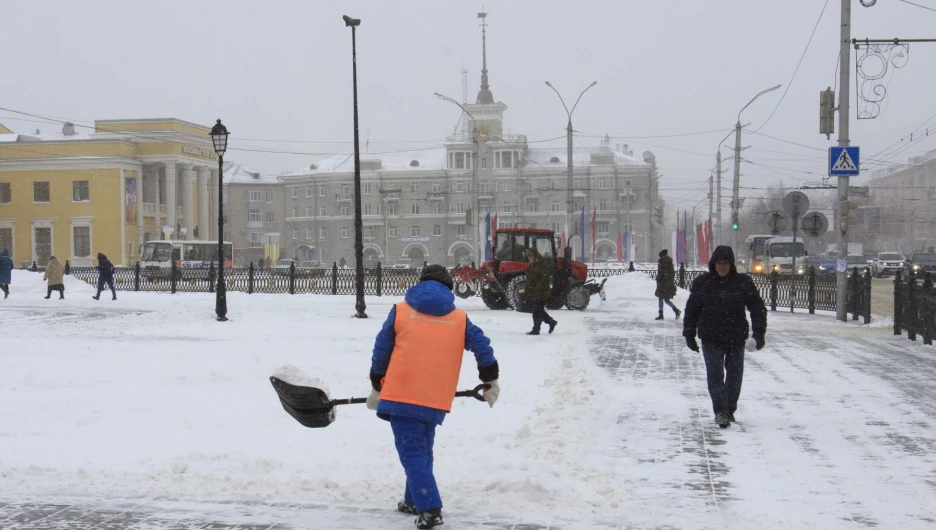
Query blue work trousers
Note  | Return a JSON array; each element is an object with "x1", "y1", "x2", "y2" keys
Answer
[{"x1": 390, "y1": 415, "x2": 442, "y2": 513}]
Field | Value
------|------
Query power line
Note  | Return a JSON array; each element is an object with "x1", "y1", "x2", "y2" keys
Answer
[
  {"x1": 755, "y1": 0, "x2": 830, "y2": 132},
  {"x1": 899, "y1": 0, "x2": 936, "y2": 13}
]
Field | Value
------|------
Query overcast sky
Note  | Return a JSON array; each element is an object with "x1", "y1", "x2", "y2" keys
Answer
[{"x1": 2, "y1": 0, "x2": 934, "y2": 214}]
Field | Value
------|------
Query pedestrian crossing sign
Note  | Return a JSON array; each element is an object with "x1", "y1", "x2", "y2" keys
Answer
[{"x1": 829, "y1": 146, "x2": 860, "y2": 176}]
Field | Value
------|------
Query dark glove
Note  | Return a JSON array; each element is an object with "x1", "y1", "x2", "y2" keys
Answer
[
  {"x1": 755, "y1": 335, "x2": 765, "y2": 351},
  {"x1": 685, "y1": 336, "x2": 700, "y2": 352},
  {"x1": 369, "y1": 370, "x2": 384, "y2": 392}
]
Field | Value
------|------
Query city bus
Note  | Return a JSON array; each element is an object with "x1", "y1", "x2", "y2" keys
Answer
[
  {"x1": 140, "y1": 240, "x2": 233, "y2": 270},
  {"x1": 764, "y1": 236, "x2": 806, "y2": 275},
  {"x1": 744, "y1": 234, "x2": 776, "y2": 274}
]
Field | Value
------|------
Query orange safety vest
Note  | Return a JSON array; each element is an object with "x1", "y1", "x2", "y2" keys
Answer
[{"x1": 380, "y1": 302, "x2": 468, "y2": 412}]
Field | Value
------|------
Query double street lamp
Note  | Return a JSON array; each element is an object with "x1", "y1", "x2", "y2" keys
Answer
[
  {"x1": 344, "y1": 14, "x2": 367, "y2": 319},
  {"x1": 544, "y1": 80, "x2": 597, "y2": 258},
  {"x1": 210, "y1": 119, "x2": 229, "y2": 322}
]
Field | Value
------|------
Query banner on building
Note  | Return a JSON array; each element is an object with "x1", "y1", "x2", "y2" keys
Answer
[{"x1": 125, "y1": 177, "x2": 138, "y2": 224}]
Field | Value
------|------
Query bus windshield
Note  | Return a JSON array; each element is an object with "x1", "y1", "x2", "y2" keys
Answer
[
  {"x1": 141, "y1": 243, "x2": 171, "y2": 262},
  {"x1": 768, "y1": 242, "x2": 806, "y2": 258}
]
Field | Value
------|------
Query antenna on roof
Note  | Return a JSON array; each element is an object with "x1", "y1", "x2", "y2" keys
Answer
[{"x1": 365, "y1": 129, "x2": 370, "y2": 152}]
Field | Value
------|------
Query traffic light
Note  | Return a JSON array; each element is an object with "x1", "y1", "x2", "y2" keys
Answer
[
  {"x1": 820, "y1": 88, "x2": 835, "y2": 139},
  {"x1": 731, "y1": 213, "x2": 739, "y2": 231}
]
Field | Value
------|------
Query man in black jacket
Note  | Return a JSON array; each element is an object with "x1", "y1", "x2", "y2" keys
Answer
[{"x1": 683, "y1": 245, "x2": 766, "y2": 428}]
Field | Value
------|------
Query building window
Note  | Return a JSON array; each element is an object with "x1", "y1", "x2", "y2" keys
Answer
[
  {"x1": 341, "y1": 227, "x2": 351, "y2": 239},
  {"x1": 319, "y1": 185, "x2": 326, "y2": 197},
  {"x1": 0, "y1": 183, "x2": 10, "y2": 204},
  {"x1": 387, "y1": 203, "x2": 399, "y2": 215},
  {"x1": 0, "y1": 227, "x2": 12, "y2": 256},
  {"x1": 552, "y1": 222, "x2": 563, "y2": 233},
  {"x1": 72, "y1": 226, "x2": 91, "y2": 257},
  {"x1": 73, "y1": 181, "x2": 89, "y2": 202},
  {"x1": 306, "y1": 186, "x2": 313, "y2": 198},
  {"x1": 496, "y1": 180, "x2": 511, "y2": 192},
  {"x1": 573, "y1": 178, "x2": 582, "y2": 190},
  {"x1": 432, "y1": 202, "x2": 443, "y2": 214},
  {"x1": 433, "y1": 224, "x2": 442, "y2": 236},
  {"x1": 527, "y1": 201, "x2": 538, "y2": 213},
  {"x1": 481, "y1": 156, "x2": 487, "y2": 169},
  {"x1": 456, "y1": 225, "x2": 466, "y2": 236},
  {"x1": 479, "y1": 182, "x2": 488, "y2": 194},
  {"x1": 365, "y1": 227, "x2": 375, "y2": 239},
  {"x1": 266, "y1": 211, "x2": 275, "y2": 223},
  {"x1": 266, "y1": 191, "x2": 274, "y2": 203},
  {"x1": 574, "y1": 201, "x2": 584, "y2": 211},
  {"x1": 597, "y1": 221, "x2": 610, "y2": 235},
  {"x1": 454, "y1": 202, "x2": 465, "y2": 214},
  {"x1": 306, "y1": 227, "x2": 313, "y2": 239},
  {"x1": 500, "y1": 203, "x2": 513, "y2": 213},
  {"x1": 551, "y1": 201, "x2": 562, "y2": 212},
  {"x1": 249, "y1": 230, "x2": 262, "y2": 248},
  {"x1": 411, "y1": 203, "x2": 420, "y2": 215},
  {"x1": 455, "y1": 182, "x2": 465, "y2": 193},
  {"x1": 597, "y1": 178, "x2": 607, "y2": 190},
  {"x1": 432, "y1": 183, "x2": 442, "y2": 193},
  {"x1": 411, "y1": 226, "x2": 421, "y2": 237},
  {"x1": 340, "y1": 205, "x2": 351, "y2": 216},
  {"x1": 599, "y1": 199, "x2": 608, "y2": 211},
  {"x1": 292, "y1": 187, "x2": 298, "y2": 199},
  {"x1": 306, "y1": 207, "x2": 312, "y2": 217},
  {"x1": 319, "y1": 206, "x2": 327, "y2": 217},
  {"x1": 249, "y1": 191, "x2": 261, "y2": 202},
  {"x1": 455, "y1": 153, "x2": 466, "y2": 169},
  {"x1": 248, "y1": 209, "x2": 261, "y2": 222},
  {"x1": 500, "y1": 151, "x2": 513, "y2": 169},
  {"x1": 293, "y1": 228, "x2": 299, "y2": 239},
  {"x1": 388, "y1": 226, "x2": 398, "y2": 237},
  {"x1": 319, "y1": 226, "x2": 327, "y2": 239},
  {"x1": 34, "y1": 182, "x2": 50, "y2": 203},
  {"x1": 364, "y1": 203, "x2": 372, "y2": 215},
  {"x1": 410, "y1": 182, "x2": 419, "y2": 193},
  {"x1": 292, "y1": 207, "x2": 298, "y2": 218},
  {"x1": 341, "y1": 184, "x2": 350, "y2": 200},
  {"x1": 364, "y1": 182, "x2": 373, "y2": 195}
]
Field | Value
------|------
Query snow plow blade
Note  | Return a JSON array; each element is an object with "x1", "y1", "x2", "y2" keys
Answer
[{"x1": 270, "y1": 376, "x2": 490, "y2": 428}]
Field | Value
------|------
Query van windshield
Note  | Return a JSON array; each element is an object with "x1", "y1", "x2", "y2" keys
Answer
[{"x1": 141, "y1": 243, "x2": 171, "y2": 262}]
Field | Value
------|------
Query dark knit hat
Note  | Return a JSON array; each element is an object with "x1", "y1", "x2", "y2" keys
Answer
[
  {"x1": 419, "y1": 264, "x2": 453, "y2": 290},
  {"x1": 659, "y1": 249, "x2": 668, "y2": 258}
]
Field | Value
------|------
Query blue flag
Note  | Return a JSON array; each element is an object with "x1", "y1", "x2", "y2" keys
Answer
[
  {"x1": 622, "y1": 232, "x2": 629, "y2": 261},
  {"x1": 484, "y1": 212, "x2": 491, "y2": 261}
]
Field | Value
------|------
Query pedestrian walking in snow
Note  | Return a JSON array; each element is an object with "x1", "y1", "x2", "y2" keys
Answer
[
  {"x1": 522, "y1": 247, "x2": 557, "y2": 335},
  {"x1": 92, "y1": 253, "x2": 117, "y2": 301},
  {"x1": 43, "y1": 256, "x2": 65, "y2": 299},
  {"x1": 682, "y1": 245, "x2": 766, "y2": 428},
  {"x1": 367, "y1": 264, "x2": 499, "y2": 529},
  {"x1": 655, "y1": 249, "x2": 681, "y2": 320},
  {"x1": 0, "y1": 249, "x2": 12, "y2": 299}
]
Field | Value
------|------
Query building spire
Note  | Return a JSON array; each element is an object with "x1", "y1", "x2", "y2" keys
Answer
[{"x1": 476, "y1": 10, "x2": 494, "y2": 104}]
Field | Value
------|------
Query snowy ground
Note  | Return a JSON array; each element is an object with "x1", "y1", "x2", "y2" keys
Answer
[{"x1": 1, "y1": 269, "x2": 935, "y2": 529}]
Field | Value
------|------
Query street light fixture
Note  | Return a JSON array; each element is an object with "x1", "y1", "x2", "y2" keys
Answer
[
  {"x1": 343, "y1": 14, "x2": 366, "y2": 319},
  {"x1": 210, "y1": 119, "x2": 229, "y2": 322},
  {"x1": 434, "y1": 92, "x2": 480, "y2": 264},
  {"x1": 731, "y1": 84, "x2": 781, "y2": 253},
  {"x1": 545, "y1": 80, "x2": 597, "y2": 259}
]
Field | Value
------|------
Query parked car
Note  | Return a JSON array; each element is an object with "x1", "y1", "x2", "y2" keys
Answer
[
  {"x1": 904, "y1": 252, "x2": 936, "y2": 278},
  {"x1": 871, "y1": 252, "x2": 905, "y2": 277},
  {"x1": 818, "y1": 254, "x2": 838, "y2": 276},
  {"x1": 298, "y1": 260, "x2": 319, "y2": 268},
  {"x1": 391, "y1": 258, "x2": 417, "y2": 269},
  {"x1": 272, "y1": 259, "x2": 297, "y2": 276}
]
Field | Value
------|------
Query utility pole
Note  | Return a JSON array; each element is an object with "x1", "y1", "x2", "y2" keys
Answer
[
  {"x1": 708, "y1": 171, "x2": 714, "y2": 230},
  {"x1": 732, "y1": 122, "x2": 743, "y2": 255},
  {"x1": 835, "y1": 0, "x2": 851, "y2": 322}
]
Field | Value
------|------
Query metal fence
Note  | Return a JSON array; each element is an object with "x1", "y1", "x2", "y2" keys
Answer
[{"x1": 893, "y1": 270, "x2": 936, "y2": 345}]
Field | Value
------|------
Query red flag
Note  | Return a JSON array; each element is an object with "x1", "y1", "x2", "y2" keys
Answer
[
  {"x1": 561, "y1": 231, "x2": 566, "y2": 250},
  {"x1": 617, "y1": 232, "x2": 623, "y2": 262},
  {"x1": 696, "y1": 223, "x2": 705, "y2": 264},
  {"x1": 591, "y1": 208, "x2": 597, "y2": 263}
]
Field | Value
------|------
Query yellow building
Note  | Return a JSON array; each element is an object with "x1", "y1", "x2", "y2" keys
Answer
[{"x1": 0, "y1": 118, "x2": 220, "y2": 266}]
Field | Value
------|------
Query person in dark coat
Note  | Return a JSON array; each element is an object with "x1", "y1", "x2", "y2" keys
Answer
[
  {"x1": 654, "y1": 249, "x2": 680, "y2": 320},
  {"x1": 0, "y1": 249, "x2": 13, "y2": 299},
  {"x1": 367, "y1": 264, "x2": 498, "y2": 529},
  {"x1": 522, "y1": 247, "x2": 557, "y2": 335},
  {"x1": 683, "y1": 245, "x2": 767, "y2": 428},
  {"x1": 93, "y1": 252, "x2": 117, "y2": 301}
]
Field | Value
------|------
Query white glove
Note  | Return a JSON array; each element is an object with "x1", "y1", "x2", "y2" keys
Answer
[
  {"x1": 482, "y1": 380, "x2": 500, "y2": 408},
  {"x1": 366, "y1": 389, "x2": 380, "y2": 410},
  {"x1": 745, "y1": 338, "x2": 758, "y2": 352}
]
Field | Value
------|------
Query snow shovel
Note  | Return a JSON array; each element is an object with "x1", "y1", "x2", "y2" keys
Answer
[{"x1": 270, "y1": 375, "x2": 490, "y2": 428}]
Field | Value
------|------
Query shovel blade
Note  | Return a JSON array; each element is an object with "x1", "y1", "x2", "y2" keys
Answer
[{"x1": 270, "y1": 376, "x2": 336, "y2": 428}]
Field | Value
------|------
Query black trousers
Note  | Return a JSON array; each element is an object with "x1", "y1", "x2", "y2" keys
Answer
[
  {"x1": 701, "y1": 342, "x2": 745, "y2": 415},
  {"x1": 531, "y1": 300, "x2": 554, "y2": 332},
  {"x1": 0, "y1": 284, "x2": 8, "y2": 295},
  {"x1": 47, "y1": 284, "x2": 65, "y2": 297}
]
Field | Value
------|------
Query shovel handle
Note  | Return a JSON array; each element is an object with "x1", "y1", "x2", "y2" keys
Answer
[{"x1": 329, "y1": 383, "x2": 491, "y2": 407}]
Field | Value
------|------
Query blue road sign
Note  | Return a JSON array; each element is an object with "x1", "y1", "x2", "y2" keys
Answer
[{"x1": 829, "y1": 146, "x2": 860, "y2": 176}]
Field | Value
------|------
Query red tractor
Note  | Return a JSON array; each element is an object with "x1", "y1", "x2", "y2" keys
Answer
[{"x1": 451, "y1": 228, "x2": 606, "y2": 311}]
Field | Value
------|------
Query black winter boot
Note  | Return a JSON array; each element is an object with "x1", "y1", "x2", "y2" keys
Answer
[
  {"x1": 715, "y1": 412, "x2": 731, "y2": 428},
  {"x1": 548, "y1": 320, "x2": 557, "y2": 334},
  {"x1": 397, "y1": 500, "x2": 418, "y2": 515},
  {"x1": 654, "y1": 311, "x2": 664, "y2": 321},
  {"x1": 674, "y1": 308, "x2": 681, "y2": 320},
  {"x1": 416, "y1": 509, "x2": 443, "y2": 529}
]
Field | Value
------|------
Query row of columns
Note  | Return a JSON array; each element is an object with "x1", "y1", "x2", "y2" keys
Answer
[{"x1": 142, "y1": 161, "x2": 219, "y2": 242}]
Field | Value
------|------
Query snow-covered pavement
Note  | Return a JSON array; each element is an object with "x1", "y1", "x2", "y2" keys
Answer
[{"x1": 1, "y1": 269, "x2": 934, "y2": 529}]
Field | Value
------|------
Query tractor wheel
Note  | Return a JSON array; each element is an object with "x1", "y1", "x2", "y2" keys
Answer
[
  {"x1": 565, "y1": 284, "x2": 591, "y2": 311},
  {"x1": 481, "y1": 286, "x2": 510, "y2": 310},
  {"x1": 453, "y1": 277, "x2": 475, "y2": 299},
  {"x1": 506, "y1": 275, "x2": 527, "y2": 310},
  {"x1": 545, "y1": 295, "x2": 565, "y2": 311}
]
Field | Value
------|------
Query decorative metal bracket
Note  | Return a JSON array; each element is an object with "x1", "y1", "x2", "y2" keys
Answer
[{"x1": 853, "y1": 39, "x2": 911, "y2": 120}]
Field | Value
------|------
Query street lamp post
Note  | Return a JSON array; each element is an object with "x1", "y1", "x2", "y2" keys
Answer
[
  {"x1": 210, "y1": 119, "x2": 229, "y2": 322},
  {"x1": 344, "y1": 14, "x2": 367, "y2": 319},
  {"x1": 434, "y1": 93, "x2": 479, "y2": 265},
  {"x1": 731, "y1": 84, "x2": 781, "y2": 254},
  {"x1": 545, "y1": 81, "x2": 597, "y2": 259}
]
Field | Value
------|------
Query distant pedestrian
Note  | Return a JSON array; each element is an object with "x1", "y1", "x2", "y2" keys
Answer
[
  {"x1": 43, "y1": 255, "x2": 65, "y2": 299},
  {"x1": 367, "y1": 264, "x2": 499, "y2": 529},
  {"x1": 93, "y1": 252, "x2": 117, "y2": 301},
  {"x1": 522, "y1": 247, "x2": 557, "y2": 335},
  {"x1": 339, "y1": 256, "x2": 347, "y2": 269},
  {"x1": 655, "y1": 249, "x2": 681, "y2": 320},
  {"x1": 0, "y1": 249, "x2": 12, "y2": 299},
  {"x1": 683, "y1": 245, "x2": 767, "y2": 428}
]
